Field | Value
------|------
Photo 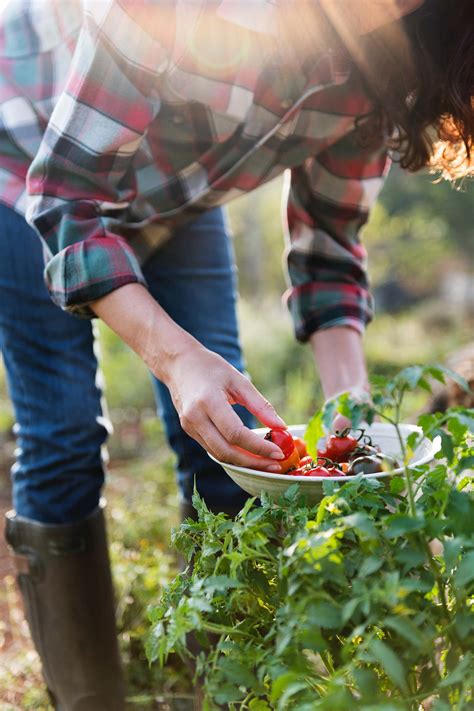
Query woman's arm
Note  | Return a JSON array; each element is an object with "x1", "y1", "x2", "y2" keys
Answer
[
  {"x1": 310, "y1": 326, "x2": 369, "y2": 401},
  {"x1": 91, "y1": 283, "x2": 287, "y2": 470},
  {"x1": 310, "y1": 326, "x2": 370, "y2": 430}
]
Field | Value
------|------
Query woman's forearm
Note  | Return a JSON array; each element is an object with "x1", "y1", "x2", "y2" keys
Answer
[
  {"x1": 310, "y1": 326, "x2": 369, "y2": 400},
  {"x1": 90, "y1": 283, "x2": 196, "y2": 381}
]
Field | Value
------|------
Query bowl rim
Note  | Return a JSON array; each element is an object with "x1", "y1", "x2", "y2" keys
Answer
[{"x1": 208, "y1": 422, "x2": 441, "y2": 483}]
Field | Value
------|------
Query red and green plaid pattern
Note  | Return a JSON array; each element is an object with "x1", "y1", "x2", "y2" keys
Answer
[{"x1": 0, "y1": 0, "x2": 390, "y2": 337}]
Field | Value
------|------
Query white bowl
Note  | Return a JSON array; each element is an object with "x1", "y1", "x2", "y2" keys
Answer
[{"x1": 209, "y1": 422, "x2": 440, "y2": 505}]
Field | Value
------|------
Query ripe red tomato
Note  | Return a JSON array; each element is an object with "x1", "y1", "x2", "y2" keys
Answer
[
  {"x1": 300, "y1": 455, "x2": 313, "y2": 467},
  {"x1": 320, "y1": 430, "x2": 359, "y2": 463},
  {"x1": 293, "y1": 437, "x2": 308, "y2": 458},
  {"x1": 264, "y1": 428, "x2": 295, "y2": 458},
  {"x1": 302, "y1": 465, "x2": 332, "y2": 477}
]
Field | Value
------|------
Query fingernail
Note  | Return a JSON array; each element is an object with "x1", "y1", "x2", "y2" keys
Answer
[
  {"x1": 270, "y1": 451, "x2": 285, "y2": 460},
  {"x1": 267, "y1": 464, "x2": 282, "y2": 472}
]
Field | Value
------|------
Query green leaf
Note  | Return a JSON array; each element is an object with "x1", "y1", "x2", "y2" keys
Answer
[
  {"x1": 447, "y1": 490, "x2": 474, "y2": 535},
  {"x1": 454, "y1": 551, "x2": 474, "y2": 588},
  {"x1": 353, "y1": 667, "x2": 378, "y2": 697},
  {"x1": 358, "y1": 556, "x2": 383, "y2": 578},
  {"x1": 213, "y1": 684, "x2": 245, "y2": 704},
  {"x1": 270, "y1": 672, "x2": 308, "y2": 704},
  {"x1": 249, "y1": 700, "x2": 272, "y2": 711},
  {"x1": 385, "y1": 514, "x2": 425, "y2": 538},
  {"x1": 438, "y1": 653, "x2": 472, "y2": 688},
  {"x1": 390, "y1": 476, "x2": 405, "y2": 495},
  {"x1": 306, "y1": 601, "x2": 342, "y2": 628},
  {"x1": 397, "y1": 365, "x2": 424, "y2": 389},
  {"x1": 433, "y1": 428, "x2": 454, "y2": 462},
  {"x1": 218, "y1": 657, "x2": 258, "y2": 687},
  {"x1": 432, "y1": 365, "x2": 470, "y2": 393},
  {"x1": 431, "y1": 701, "x2": 451, "y2": 711},
  {"x1": 443, "y1": 537, "x2": 462, "y2": 573},
  {"x1": 369, "y1": 639, "x2": 408, "y2": 692},
  {"x1": 457, "y1": 455, "x2": 474, "y2": 473},
  {"x1": 202, "y1": 575, "x2": 243, "y2": 592},
  {"x1": 384, "y1": 616, "x2": 427, "y2": 649},
  {"x1": 304, "y1": 410, "x2": 325, "y2": 458},
  {"x1": 341, "y1": 597, "x2": 360, "y2": 623}
]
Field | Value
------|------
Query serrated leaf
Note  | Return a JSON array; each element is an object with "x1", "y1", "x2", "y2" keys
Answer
[
  {"x1": 433, "y1": 365, "x2": 470, "y2": 393},
  {"x1": 397, "y1": 365, "x2": 423, "y2": 389},
  {"x1": 369, "y1": 639, "x2": 408, "y2": 692},
  {"x1": 454, "y1": 551, "x2": 474, "y2": 588},
  {"x1": 432, "y1": 428, "x2": 454, "y2": 463},
  {"x1": 218, "y1": 657, "x2": 258, "y2": 687}
]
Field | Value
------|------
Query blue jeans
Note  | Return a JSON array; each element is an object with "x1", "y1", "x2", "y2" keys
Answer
[{"x1": 0, "y1": 203, "x2": 253, "y2": 523}]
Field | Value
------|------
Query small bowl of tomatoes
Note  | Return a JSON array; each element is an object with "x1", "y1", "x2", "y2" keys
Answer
[{"x1": 209, "y1": 423, "x2": 440, "y2": 505}]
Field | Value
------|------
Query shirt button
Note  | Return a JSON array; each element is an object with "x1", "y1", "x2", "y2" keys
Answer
[
  {"x1": 173, "y1": 114, "x2": 184, "y2": 125},
  {"x1": 280, "y1": 99, "x2": 292, "y2": 110}
]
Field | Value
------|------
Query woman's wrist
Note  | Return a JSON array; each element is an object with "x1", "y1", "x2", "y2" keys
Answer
[{"x1": 90, "y1": 283, "x2": 197, "y2": 383}]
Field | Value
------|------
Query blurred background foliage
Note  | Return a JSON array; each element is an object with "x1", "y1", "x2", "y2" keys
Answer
[{"x1": 0, "y1": 164, "x2": 473, "y2": 707}]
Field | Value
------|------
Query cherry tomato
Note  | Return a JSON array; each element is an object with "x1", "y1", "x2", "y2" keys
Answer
[
  {"x1": 320, "y1": 430, "x2": 359, "y2": 463},
  {"x1": 302, "y1": 465, "x2": 332, "y2": 477},
  {"x1": 347, "y1": 455, "x2": 383, "y2": 475},
  {"x1": 264, "y1": 428, "x2": 300, "y2": 473},
  {"x1": 300, "y1": 455, "x2": 313, "y2": 467},
  {"x1": 293, "y1": 437, "x2": 308, "y2": 458},
  {"x1": 280, "y1": 448, "x2": 301, "y2": 474},
  {"x1": 264, "y1": 428, "x2": 295, "y2": 458}
]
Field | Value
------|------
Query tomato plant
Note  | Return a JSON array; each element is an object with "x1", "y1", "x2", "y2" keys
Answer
[{"x1": 147, "y1": 365, "x2": 474, "y2": 710}]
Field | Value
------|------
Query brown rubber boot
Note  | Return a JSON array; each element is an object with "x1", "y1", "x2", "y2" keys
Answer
[{"x1": 5, "y1": 500, "x2": 126, "y2": 711}]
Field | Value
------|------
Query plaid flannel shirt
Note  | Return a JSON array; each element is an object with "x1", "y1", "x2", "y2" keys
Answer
[{"x1": 0, "y1": 0, "x2": 390, "y2": 341}]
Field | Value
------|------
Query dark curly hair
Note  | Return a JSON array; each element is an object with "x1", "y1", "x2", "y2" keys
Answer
[{"x1": 353, "y1": 0, "x2": 474, "y2": 180}]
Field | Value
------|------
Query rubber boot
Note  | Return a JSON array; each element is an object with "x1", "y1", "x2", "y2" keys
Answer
[{"x1": 5, "y1": 500, "x2": 126, "y2": 711}]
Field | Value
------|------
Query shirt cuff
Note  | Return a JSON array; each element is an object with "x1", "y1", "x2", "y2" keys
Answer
[
  {"x1": 285, "y1": 283, "x2": 374, "y2": 342},
  {"x1": 44, "y1": 236, "x2": 147, "y2": 319}
]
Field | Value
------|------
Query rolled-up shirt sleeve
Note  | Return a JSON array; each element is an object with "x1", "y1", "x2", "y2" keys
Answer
[
  {"x1": 25, "y1": 0, "x2": 169, "y2": 317},
  {"x1": 285, "y1": 126, "x2": 391, "y2": 342}
]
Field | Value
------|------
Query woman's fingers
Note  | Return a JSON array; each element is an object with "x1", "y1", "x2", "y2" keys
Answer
[
  {"x1": 230, "y1": 376, "x2": 287, "y2": 429},
  {"x1": 189, "y1": 415, "x2": 283, "y2": 471},
  {"x1": 332, "y1": 413, "x2": 353, "y2": 432},
  {"x1": 208, "y1": 395, "x2": 284, "y2": 459}
]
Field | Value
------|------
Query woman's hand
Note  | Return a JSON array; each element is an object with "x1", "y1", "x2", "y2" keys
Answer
[
  {"x1": 164, "y1": 342, "x2": 287, "y2": 470},
  {"x1": 91, "y1": 283, "x2": 286, "y2": 470}
]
